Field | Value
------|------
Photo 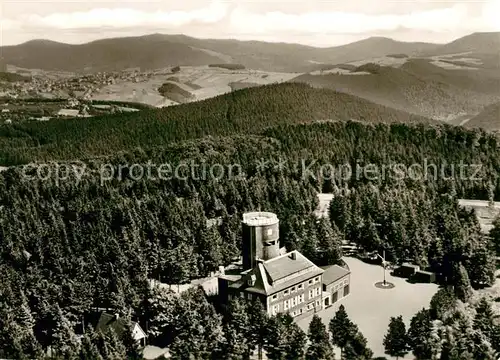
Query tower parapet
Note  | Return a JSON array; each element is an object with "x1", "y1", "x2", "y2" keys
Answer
[{"x1": 242, "y1": 212, "x2": 280, "y2": 270}]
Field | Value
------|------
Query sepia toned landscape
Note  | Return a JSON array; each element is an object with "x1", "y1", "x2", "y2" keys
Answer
[{"x1": 1, "y1": 2, "x2": 500, "y2": 360}]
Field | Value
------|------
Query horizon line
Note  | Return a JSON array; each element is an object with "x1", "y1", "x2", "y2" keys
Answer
[{"x1": 3, "y1": 30, "x2": 497, "y2": 49}]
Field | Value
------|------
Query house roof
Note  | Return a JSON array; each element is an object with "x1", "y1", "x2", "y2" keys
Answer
[
  {"x1": 95, "y1": 312, "x2": 145, "y2": 339},
  {"x1": 263, "y1": 251, "x2": 317, "y2": 282},
  {"x1": 321, "y1": 265, "x2": 350, "y2": 285},
  {"x1": 234, "y1": 250, "x2": 324, "y2": 296}
]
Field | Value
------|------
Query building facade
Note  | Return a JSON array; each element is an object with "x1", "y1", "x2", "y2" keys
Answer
[
  {"x1": 321, "y1": 265, "x2": 351, "y2": 307},
  {"x1": 219, "y1": 211, "x2": 350, "y2": 320}
]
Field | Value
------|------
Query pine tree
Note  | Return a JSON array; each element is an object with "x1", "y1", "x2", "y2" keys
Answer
[
  {"x1": 490, "y1": 216, "x2": 500, "y2": 255},
  {"x1": 328, "y1": 305, "x2": 358, "y2": 359},
  {"x1": 343, "y1": 331, "x2": 373, "y2": 360},
  {"x1": 473, "y1": 298, "x2": 496, "y2": 344},
  {"x1": 146, "y1": 287, "x2": 177, "y2": 347},
  {"x1": 316, "y1": 218, "x2": 343, "y2": 266},
  {"x1": 452, "y1": 263, "x2": 472, "y2": 302},
  {"x1": 407, "y1": 309, "x2": 435, "y2": 360},
  {"x1": 306, "y1": 315, "x2": 334, "y2": 360},
  {"x1": 429, "y1": 287, "x2": 456, "y2": 321},
  {"x1": 247, "y1": 299, "x2": 268, "y2": 360},
  {"x1": 264, "y1": 313, "x2": 306, "y2": 360},
  {"x1": 78, "y1": 327, "x2": 104, "y2": 360},
  {"x1": 51, "y1": 305, "x2": 81, "y2": 359},
  {"x1": 120, "y1": 318, "x2": 143, "y2": 360},
  {"x1": 383, "y1": 316, "x2": 409, "y2": 359},
  {"x1": 220, "y1": 298, "x2": 251, "y2": 360},
  {"x1": 466, "y1": 246, "x2": 496, "y2": 288}
]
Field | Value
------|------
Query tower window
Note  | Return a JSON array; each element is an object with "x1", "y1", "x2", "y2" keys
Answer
[{"x1": 266, "y1": 229, "x2": 273, "y2": 236}]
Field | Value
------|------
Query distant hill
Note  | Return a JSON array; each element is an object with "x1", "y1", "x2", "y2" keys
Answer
[
  {"x1": 292, "y1": 59, "x2": 500, "y2": 121},
  {"x1": 0, "y1": 34, "x2": 440, "y2": 73},
  {"x1": 0, "y1": 83, "x2": 432, "y2": 165},
  {"x1": 426, "y1": 32, "x2": 500, "y2": 56},
  {"x1": 466, "y1": 103, "x2": 500, "y2": 131},
  {"x1": 0, "y1": 36, "x2": 225, "y2": 73},
  {"x1": 0, "y1": 71, "x2": 30, "y2": 82}
]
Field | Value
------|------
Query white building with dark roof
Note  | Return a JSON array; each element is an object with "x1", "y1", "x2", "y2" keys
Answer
[{"x1": 219, "y1": 211, "x2": 350, "y2": 319}]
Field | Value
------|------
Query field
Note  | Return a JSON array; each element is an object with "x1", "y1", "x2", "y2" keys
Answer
[
  {"x1": 91, "y1": 66, "x2": 300, "y2": 107},
  {"x1": 458, "y1": 199, "x2": 500, "y2": 233},
  {"x1": 296, "y1": 257, "x2": 439, "y2": 359}
]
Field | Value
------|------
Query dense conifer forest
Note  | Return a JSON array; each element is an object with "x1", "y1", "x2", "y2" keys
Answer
[
  {"x1": 0, "y1": 83, "x2": 432, "y2": 165},
  {"x1": 1, "y1": 83, "x2": 500, "y2": 358}
]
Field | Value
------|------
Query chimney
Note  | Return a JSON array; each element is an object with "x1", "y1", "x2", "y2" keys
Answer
[
  {"x1": 114, "y1": 313, "x2": 120, "y2": 320},
  {"x1": 290, "y1": 252, "x2": 297, "y2": 260}
]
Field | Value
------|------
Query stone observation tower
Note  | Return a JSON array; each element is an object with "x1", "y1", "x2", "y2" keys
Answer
[{"x1": 242, "y1": 212, "x2": 280, "y2": 270}]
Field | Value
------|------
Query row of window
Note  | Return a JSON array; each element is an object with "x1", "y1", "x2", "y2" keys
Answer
[
  {"x1": 308, "y1": 276, "x2": 321, "y2": 285},
  {"x1": 284, "y1": 294, "x2": 305, "y2": 310},
  {"x1": 333, "y1": 279, "x2": 349, "y2": 291},
  {"x1": 308, "y1": 287, "x2": 321, "y2": 299},
  {"x1": 229, "y1": 292, "x2": 254, "y2": 301},
  {"x1": 271, "y1": 276, "x2": 321, "y2": 301},
  {"x1": 271, "y1": 298, "x2": 323, "y2": 317},
  {"x1": 306, "y1": 300, "x2": 321, "y2": 311}
]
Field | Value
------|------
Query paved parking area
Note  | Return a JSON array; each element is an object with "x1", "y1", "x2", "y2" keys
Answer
[{"x1": 297, "y1": 257, "x2": 439, "y2": 359}]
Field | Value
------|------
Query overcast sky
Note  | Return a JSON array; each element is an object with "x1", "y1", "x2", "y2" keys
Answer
[{"x1": 1, "y1": 0, "x2": 499, "y2": 47}]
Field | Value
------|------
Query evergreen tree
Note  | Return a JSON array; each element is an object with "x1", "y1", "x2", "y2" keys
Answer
[
  {"x1": 169, "y1": 289, "x2": 224, "y2": 360},
  {"x1": 120, "y1": 318, "x2": 143, "y2": 360},
  {"x1": 343, "y1": 331, "x2": 373, "y2": 360},
  {"x1": 51, "y1": 305, "x2": 81, "y2": 359},
  {"x1": 466, "y1": 246, "x2": 496, "y2": 288},
  {"x1": 490, "y1": 215, "x2": 500, "y2": 255},
  {"x1": 247, "y1": 299, "x2": 269, "y2": 360},
  {"x1": 473, "y1": 298, "x2": 496, "y2": 345},
  {"x1": 429, "y1": 287, "x2": 456, "y2": 321},
  {"x1": 264, "y1": 313, "x2": 306, "y2": 360},
  {"x1": 407, "y1": 309, "x2": 435, "y2": 360},
  {"x1": 220, "y1": 298, "x2": 251, "y2": 360},
  {"x1": 452, "y1": 263, "x2": 472, "y2": 302},
  {"x1": 316, "y1": 218, "x2": 343, "y2": 266},
  {"x1": 306, "y1": 315, "x2": 334, "y2": 360},
  {"x1": 383, "y1": 316, "x2": 409, "y2": 359},
  {"x1": 328, "y1": 305, "x2": 358, "y2": 359},
  {"x1": 79, "y1": 327, "x2": 104, "y2": 360}
]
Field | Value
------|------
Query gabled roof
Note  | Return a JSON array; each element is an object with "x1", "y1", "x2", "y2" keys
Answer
[
  {"x1": 235, "y1": 250, "x2": 324, "y2": 296},
  {"x1": 321, "y1": 265, "x2": 350, "y2": 285},
  {"x1": 263, "y1": 250, "x2": 317, "y2": 282},
  {"x1": 95, "y1": 313, "x2": 146, "y2": 339}
]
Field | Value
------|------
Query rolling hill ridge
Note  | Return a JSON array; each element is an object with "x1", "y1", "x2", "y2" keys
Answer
[
  {"x1": 2, "y1": 32, "x2": 497, "y2": 73},
  {"x1": 0, "y1": 83, "x2": 432, "y2": 165}
]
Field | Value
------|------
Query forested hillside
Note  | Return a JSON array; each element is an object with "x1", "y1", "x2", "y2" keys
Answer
[
  {"x1": 0, "y1": 83, "x2": 431, "y2": 165},
  {"x1": 1, "y1": 119, "x2": 500, "y2": 358},
  {"x1": 292, "y1": 60, "x2": 500, "y2": 121},
  {"x1": 466, "y1": 102, "x2": 500, "y2": 131}
]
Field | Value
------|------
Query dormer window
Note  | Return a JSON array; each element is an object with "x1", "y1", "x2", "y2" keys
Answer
[{"x1": 247, "y1": 274, "x2": 256, "y2": 287}]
